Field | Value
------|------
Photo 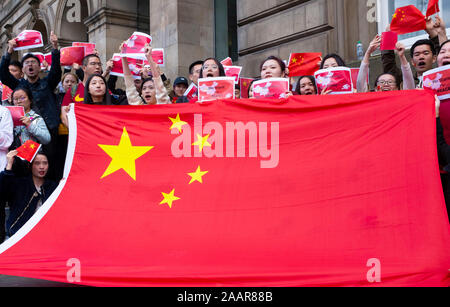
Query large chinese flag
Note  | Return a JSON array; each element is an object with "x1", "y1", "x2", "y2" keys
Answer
[
  {"x1": 390, "y1": 5, "x2": 427, "y2": 35},
  {"x1": 0, "y1": 91, "x2": 449, "y2": 287}
]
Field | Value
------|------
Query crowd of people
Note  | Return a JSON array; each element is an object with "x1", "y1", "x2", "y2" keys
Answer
[{"x1": 0, "y1": 15, "x2": 449, "y2": 243}]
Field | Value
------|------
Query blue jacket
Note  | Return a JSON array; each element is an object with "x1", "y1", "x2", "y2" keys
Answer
[
  {"x1": 0, "y1": 49, "x2": 62, "y2": 130},
  {"x1": 0, "y1": 170, "x2": 58, "y2": 237}
]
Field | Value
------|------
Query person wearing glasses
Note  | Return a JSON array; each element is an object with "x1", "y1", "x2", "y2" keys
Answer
[
  {"x1": 357, "y1": 35, "x2": 414, "y2": 93},
  {"x1": 10, "y1": 87, "x2": 50, "y2": 149}
]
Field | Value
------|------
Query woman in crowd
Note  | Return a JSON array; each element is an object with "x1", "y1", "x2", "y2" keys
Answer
[
  {"x1": 260, "y1": 56, "x2": 288, "y2": 79},
  {"x1": 199, "y1": 58, "x2": 226, "y2": 79},
  {"x1": 83, "y1": 74, "x2": 128, "y2": 106},
  {"x1": 295, "y1": 76, "x2": 317, "y2": 95},
  {"x1": 320, "y1": 53, "x2": 347, "y2": 69},
  {"x1": 11, "y1": 87, "x2": 51, "y2": 149},
  {"x1": 122, "y1": 43, "x2": 171, "y2": 105},
  {"x1": 0, "y1": 150, "x2": 58, "y2": 237},
  {"x1": 357, "y1": 35, "x2": 414, "y2": 93}
]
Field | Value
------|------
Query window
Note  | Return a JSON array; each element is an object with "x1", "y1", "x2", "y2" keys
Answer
[
  {"x1": 214, "y1": 0, "x2": 238, "y2": 61},
  {"x1": 377, "y1": 0, "x2": 450, "y2": 47}
]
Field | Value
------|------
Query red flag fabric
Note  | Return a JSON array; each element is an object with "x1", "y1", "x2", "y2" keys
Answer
[
  {"x1": 426, "y1": 0, "x2": 440, "y2": 17},
  {"x1": 380, "y1": 31, "x2": 398, "y2": 50},
  {"x1": 60, "y1": 47, "x2": 85, "y2": 66},
  {"x1": 390, "y1": 5, "x2": 427, "y2": 35},
  {"x1": 5, "y1": 106, "x2": 25, "y2": 127},
  {"x1": 1, "y1": 82, "x2": 13, "y2": 101},
  {"x1": 44, "y1": 53, "x2": 52, "y2": 67},
  {"x1": 0, "y1": 91, "x2": 449, "y2": 287},
  {"x1": 223, "y1": 66, "x2": 242, "y2": 84},
  {"x1": 288, "y1": 53, "x2": 322, "y2": 77},
  {"x1": 62, "y1": 83, "x2": 85, "y2": 107},
  {"x1": 221, "y1": 57, "x2": 233, "y2": 66},
  {"x1": 240, "y1": 77, "x2": 255, "y2": 99},
  {"x1": 16, "y1": 140, "x2": 41, "y2": 163}
]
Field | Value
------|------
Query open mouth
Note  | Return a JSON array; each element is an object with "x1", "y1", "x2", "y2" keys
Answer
[
  {"x1": 206, "y1": 73, "x2": 214, "y2": 78},
  {"x1": 443, "y1": 60, "x2": 450, "y2": 66},
  {"x1": 144, "y1": 95, "x2": 152, "y2": 100},
  {"x1": 417, "y1": 61, "x2": 426, "y2": 68}
]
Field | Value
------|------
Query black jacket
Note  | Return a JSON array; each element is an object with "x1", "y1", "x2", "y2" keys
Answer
[{"x1": 0, "y1": 170, "x2": 58, "y2": 237}]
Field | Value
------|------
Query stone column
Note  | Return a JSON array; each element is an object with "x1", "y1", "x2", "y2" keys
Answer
[{"x1": 150, "y1": 0, "x2": 214, "y2": 81}]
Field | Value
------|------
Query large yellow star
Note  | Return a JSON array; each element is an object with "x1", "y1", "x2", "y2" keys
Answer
[
  {"x1": 98, "y1": 127, "x2": 154, "y2": 181},
  {"x1": 188, "y1": 166, "x2": 208, "y2": 184},
  {"x1": 192, "y1": 134, "x2": 211, "y2": 153},
  {"x1": 169, "y1": 114, "x2": 188, "y2": 133},
  {"x1": 160, "y1": 189, "x2": 180, "y2": 209}
]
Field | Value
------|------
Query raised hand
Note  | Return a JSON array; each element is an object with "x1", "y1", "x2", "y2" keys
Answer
[
  {"x1": 7, "y1": 39, "x2": 17, "y2": 54},
  {"x1": 50, "y1": 31, "x2": 58, "y2": 49}
]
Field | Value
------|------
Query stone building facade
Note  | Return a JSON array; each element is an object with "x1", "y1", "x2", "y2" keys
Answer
[{"x1": 0, "y1": 0, "x2": 382, "y2": 83}]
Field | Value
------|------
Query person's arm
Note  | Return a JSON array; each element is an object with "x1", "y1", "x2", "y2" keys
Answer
[
  {"x1": 357, "y1": 35, "x2": 380, "y2": 93},
  {"x1": 144, "y1": 44, "x2": 171, "y2": 105},
  {"x1": 396, "y1": 42, "x2": 415, "y2": 90},
  {"x1": 0, "y1": 108, "x2": 13, "y2": 155},
  {"x1": 46, "y1": 31, "x2": 62, "y2": 92},
  {"x1": 0, "y1": 39, "x2": 20, "y2": 90},
  {"x1": 435, "y1": 16, "x2": 448, "y2": 47},
  {"x1": 26, "y1": 115, "x2": 51, "y2": 145},
  {"x1": 381, "y1": 25, "x2": 402, "y2": 82}
]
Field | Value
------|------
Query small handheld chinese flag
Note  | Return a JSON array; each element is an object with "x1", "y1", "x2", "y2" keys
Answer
[
  {"x1": 426, "y1": 0, "x2": 440, "y2": 17},
  {"x1": 16, "y1": 140, "x2": 42, "y2": 163},
  {"x1": 60, "y1": 47, "x2": 85, "y2": 66},
  {"x1": 240, "y1": 77, "x2": 255, "y2": 99},
  {"x1": 288, "y1": 53, "x2": 322, "y2": 77},
  {"x1": 390, "y1": 5, "x2": 427, "y2": 35}
]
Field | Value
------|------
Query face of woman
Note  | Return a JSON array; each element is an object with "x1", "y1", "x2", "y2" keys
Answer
[
  {"x1": 63, "y1": 74, "x2": 77, "y2": 92},
  {"x1": 13, "y1": 89, "x2": 31, "y2": 112},
  {"x1": 322, "y1": 57, "x2": 339, "y2": 69},
  {"x1": 202, "y1": 59, "x2": 220, "y2": 78},
  {"x1": 141, "y1": 80, "x2": 156, "y2": 104},
  {"x1": 261, "y1": 59, "x2": 285, "y2": 79},
  {"x1": 299, "y1": 77, "x2": 317, "y2": 95},
  {"x1": 89, "y1": 76, "x2": 107, "y2": 98},
  {"x1": 376, "y1": 74, "x2": 398, "y2": 92},
  {"x1": 32, "y1": 154, "x2": 49, "y2": 179},
  {"x1": 438, "y1": 42, "x2": 450, "y2": 67},
  {"x1": 248, "y1": 83, "x2": 255, "y2": 99}
]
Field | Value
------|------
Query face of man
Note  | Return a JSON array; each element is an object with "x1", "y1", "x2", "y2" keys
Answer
[
  {"x1": 189, "y1": 64, "x2": 202, "y2": 85},
  {"x1": 83, "y1": 56, "x2": 103, "y2": 79},
  {"x1": 411, "y1": 44, "x2": 436, "y2": 75},
  {"x1": 9, "y1": 65, "x2": 23, "y2": 80},
  {"x1": 22, "y1": 58, "x2": 40, "y2": 80}
]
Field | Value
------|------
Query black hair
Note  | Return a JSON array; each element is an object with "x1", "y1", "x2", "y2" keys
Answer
[
  {"x1": 199, "y1": 58, "x2": 226, "y2": 78},
  {"x1": 320, "y1": 54, "x2": 346, "y2": 69},
  {"x1": 84, "y1": 74, "x2": 113, "y2": 105},
  {"x1": 21, "y1": 53, "x2": 40, "y2": 66},
  {"x1": 9, "y1": 60, "x2": 23, "y2": 70},
  {"x1": 11, "y1": 87, "x2": 34, "y2": 109},
  {"x1": 411, "y1": 39, "x2": 437, "y2": 57},
  {"x1": 139, "y1": 77, "x2": 154, "y2": 95},
  {"x1": 189, "y1": 60, "x2": 204, "y2": 75},
  {"x1": 440, "y1": 40, "x2": 450, "y2": 51},
  {"x1": 259, "y1": 56, "x2": 286, "y2": 74},
  {"x1": 82, "y1": 54, "x2": 101, "y2": 67},
  {"x1": 295, "y1": 76, "x2": 317, "y2": 95},
  {"x1": 247, "y1": 78, "x2": 260, "y2": 98}
]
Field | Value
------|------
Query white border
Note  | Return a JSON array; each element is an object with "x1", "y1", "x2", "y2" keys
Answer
[
  {"x1": 13, "y1": 30, "x2": 44, "y2": 51},
  {"x1": 423, "y1": 65, "x2": 450, "y2": 100},
  {"x1": 314, "y1": 67, "x2": 353, "y2": 95},
  {"x1": 198, "y1": 77, "x2": 236, "y2": 102},
  {"x1": 183, "y1": 82, "x2": 198, "y2": 97},
  {"x1": 0, "y1": 105, "x2": 77, "y2": 255},
  {"x1": 120, "y1": 32, "x2": 153, "y2": 60},
  {"x1": 252, "y1": 78, "x2": 290, "y2": 99}
]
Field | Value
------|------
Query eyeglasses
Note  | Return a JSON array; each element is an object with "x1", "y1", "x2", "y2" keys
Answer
[
  {"x1": 203, "y1": 65, "x2": 218, "y2": 70},
  {"x1": 13, "y1": 97, "x2": 27, "y2": 103},
  {"x1": 377, "y1": 80, "x2": 396, "y2": 86},
  {"x1": 23, "y1": 60, "x2": 38, "y2": 66}
]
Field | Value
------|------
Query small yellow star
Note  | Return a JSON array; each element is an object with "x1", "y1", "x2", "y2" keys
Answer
[
  {"x1": 160, "y1": 189, "x2": 180, "y2": 209},
  {"x1": 192, "y1": 134, "x2": 212, "y2": 153},
  {"x1": 169, "y1": 114, "x2": 188, "y2": 133},
  {"x1": 188, "y1": 166, "x2": 208, "y2": 184},
  {"x1": 292, "y1": 57, "x2": 297, "y2": 63},
  {"x1": 30, "y1": 144, "x2": 36, "y2": 149}
]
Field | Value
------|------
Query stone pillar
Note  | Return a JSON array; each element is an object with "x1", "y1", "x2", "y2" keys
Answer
[{"x1": 150, "y1": 0, "x2": 214, "y2": 81}]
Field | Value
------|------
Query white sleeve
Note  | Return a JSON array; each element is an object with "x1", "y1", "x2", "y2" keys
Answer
[{"x1": 0, "y1": 108, "x2": 14, "y2": 151}]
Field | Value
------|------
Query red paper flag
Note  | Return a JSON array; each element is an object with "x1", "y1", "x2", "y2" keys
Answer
[
  {"x1": 288, "y1": 53, "x2": 322, "y2": 77},
  {"x1": 110, "y1": 54, "x2": 143, "y2": 79},
  {"x1": 0, "y1": 91, "x2": 449, "y2": 287},
  {"x1": 252, "y1": 78, "x2": 290, "y2": 99},
  {"x1": 60, "y1": 47, "x2": 85, "y2": 66},
  {"x1": 16, "y1": 140, "x2": 41, "y2": 163},
  {"x1": 1, "y1": 83, "x2": 13, "y2": 101},
  {"x1": 221, "y1": 57, "x2": 233, "y2": 66},
  {"x1": 14, "y1": 30, "x2": 43, "y2": 51},
  {"x1": 72, "y1": 42, "x2": 96, "y2": 56},
  {"x1": 44, "y1": 53, "x2": 52, "y2": 67},
  {"x1": 380, "y1": 31, "x2": 398, "y2": 50},
  {"x1": 315, "y1": 67, "x2": 353, "y2": 95},
  {"x1": 426, "y1": 0, "x2": 440, "y2": 17},
  {"x1": 223, "y1": 66, "x2": 242, "y2": 84},
  {"x1": 5, "y1": 106, "x2": 25, "y2": 127},
  {"x1": 121, "y1": 32, "x2": 152, "y2": 60},
  {"x1": 240, "y1": 77, "x2": 255, "y2": 99},
  {"x1": 183, "y1": 83, "x2": 198, "y2": 100},
  {"x1": 390, "y1": 5, "x2": 427, "y2": 35},
  {"x1": 350, "y1": 68, "x2": 369, "y2": 89},
  {"x1": 423, "y1": 66, "x2": 450, "y2": 100},
  {"x1": 198, "y1": 77, "x2": 235, "y2": 101}
]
